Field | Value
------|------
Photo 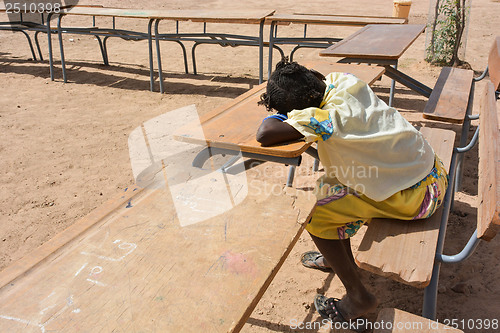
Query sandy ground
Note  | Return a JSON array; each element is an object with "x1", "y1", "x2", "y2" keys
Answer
[{"x1": 1, "y1": 0, "x2": 499, "y2": 332}]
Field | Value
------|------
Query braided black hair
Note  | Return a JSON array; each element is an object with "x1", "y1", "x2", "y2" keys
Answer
[{"x1": 258, "y1": 58, "x2": 326, "y2": 115}]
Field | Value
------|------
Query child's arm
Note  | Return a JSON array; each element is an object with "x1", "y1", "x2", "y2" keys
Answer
[{"x1": 256, "y1": 118, "x2": 304, "y2": 147}]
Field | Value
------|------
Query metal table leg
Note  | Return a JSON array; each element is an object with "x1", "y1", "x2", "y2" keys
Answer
[
  {"x1": 258, "y1": 20, "x2": 264, "y2": 84},
  {"x1": 34, "y1": 31, "x2": 43, "y2": 61},
  {"x1": 268, "y1": 22, "x2": 276, "y2": 80},
  {"x1": 389, "y1": 62, "x2": 396, "y2": 107},
  {"x1": 154, "y1": 19, "x2": 164, "y2": 94},
  {"x1": 338, "y1": 57, "x2": 432, "y2": 102},
  {"x1": 147, "y1": 19, "x2": 155, "y2": 92},
  {"x1": 286, "y1": 166, "x2": 296, "y2": 187},
  {"x1": 382, "y1": 64, "x2": 432, "y2": 99},
  {"x1": 192, "y1": 147, "x2": 303, "y2": 186},
  {"x1": 46, "y1": 13, "x2": 54, "y2": 81},
  {"x1": 57, "y1": 14, "x2": 67, "y2": 83}
]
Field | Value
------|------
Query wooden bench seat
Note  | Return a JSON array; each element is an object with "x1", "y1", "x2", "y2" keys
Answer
[
  {"x1": 423, "y1": 36, "x2": 499, "y2": 123},
  {"x1": 422, "y1": 67, "x2": 474, "y2": 124}
]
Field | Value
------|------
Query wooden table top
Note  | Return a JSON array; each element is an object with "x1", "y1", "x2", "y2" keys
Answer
[
  {"x1": 266, "y1": 13, "x2": 407, "y2": 26},
  {"x1": 320, "y1": 24, "x2": 426, "y2": 60},
  {"x1": 175, "y1": 83, "x2": 312, "y2": 158},
  {"x1": 0, "y1": 163, "x2": 317, "y2": 332},
  {"x1": 151, "y1": 9, "x2": 275, "y2": 24},
  {"x1": 175, "y1": 62, "x2": 385, "y2": 158},
  {"x1": 0, "y1": 4, "x2": 102, "y2": 13},
  {"x1": 59, "y1": 7, "x2": 167, "y2": 19},
  {"x1": 59, "y1": 7, "x2": 274, "y2": 23}
]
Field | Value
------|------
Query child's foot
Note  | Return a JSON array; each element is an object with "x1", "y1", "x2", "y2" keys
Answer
[
  {"x1": 300, "y1": 251, "x2": 332, "y2": 272},
  {"x1": 314, "y1": 293, "x2": 378, "y2": 322}
]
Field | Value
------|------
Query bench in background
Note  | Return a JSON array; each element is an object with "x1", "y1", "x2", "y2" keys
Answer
[{"x1": 423, "y1": 36, "x2": 499, "y2": 124}]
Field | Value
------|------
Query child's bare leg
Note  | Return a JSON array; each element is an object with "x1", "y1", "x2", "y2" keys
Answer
[
  {"x1": 309, "y1": 233, "x2": 378, "y2": 320},
  {"x1": 342, "y1": 238, "x2": 355, "y2": 263},
  {"x1": 313, "y1": 238, "x2": 354, "y2": 268}
]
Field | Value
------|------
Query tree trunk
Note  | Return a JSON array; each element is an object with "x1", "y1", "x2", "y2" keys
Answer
[
  {"x1": 451, "y1": 0, "x2": 466, "y2": 66},
  {"x1": 429, "y1": 0, "x2": 442, "y2": 61}
]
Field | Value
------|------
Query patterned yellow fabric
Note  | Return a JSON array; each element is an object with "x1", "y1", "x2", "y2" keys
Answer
[{"x1": 306, "y1": 157, "x2": 448, "y2": 240}]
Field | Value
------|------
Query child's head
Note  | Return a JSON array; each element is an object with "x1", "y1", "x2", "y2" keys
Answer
[{"x1": 259, "y1": 58, "x2": 326, "y2": 115}]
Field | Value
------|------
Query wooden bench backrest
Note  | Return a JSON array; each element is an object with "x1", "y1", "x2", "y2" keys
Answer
[
  {"x1": 478, "y1": 81, "x2": 500, "y2": 240},
  {"x1": 488, "y1": 36, "x2": 500, "y2": 91}
]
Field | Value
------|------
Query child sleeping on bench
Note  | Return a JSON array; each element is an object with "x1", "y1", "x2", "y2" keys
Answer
[{"x1": 256, "y1": 58, "x2": 449, "y2": 326}]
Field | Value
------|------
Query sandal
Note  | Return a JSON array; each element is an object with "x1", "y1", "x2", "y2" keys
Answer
[
  {"x1": 300, "y1": 251, "x2": 332, "y2": 272},
  {"x1": 313, "y1": 295, "x2": 367, "y2": 332}
]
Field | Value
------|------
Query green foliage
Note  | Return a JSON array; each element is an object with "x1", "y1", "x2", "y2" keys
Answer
[{"x1": 426, "y1": 0, "x2": 469, "y2": 66}]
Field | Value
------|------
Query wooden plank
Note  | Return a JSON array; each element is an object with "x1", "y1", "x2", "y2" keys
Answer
[
  {"x1": 488, "y1": 36, "x2": 500, "y2": 91},
  {"x1": 60, "y1": 7, "x2": 274, "y2": 23},
  {"x1": 478, "y1": 82, "x2": 500, "y2": 240},
  {"x1": 61, "y1": 7, "x2": 163, "y2": 19},
  {"x1": 355, "y1": 127, "x2": 456, "y2": 288},
  {"x1": 0, "y1": 156, "x2": 317, "y2": 332},
  {"x1": 319, "y1": 24, "x2": 426, "y2": 60},
  {"x1": 265, "y1": 13, "x2": 407, "y2": 26},
  {"x1": 0, "y1": 186, "x2": 144, "y2": 290},
  {"x1": 422, "y1": 67, "x2": 474, "y2": 124},
  {"x1": 302, "y1": 61, "x2": 385, "y2": 86},
  {"x1": 163, "y1": 9, "x2": 275, "y2": 24},
  {"x1": 375, "y1": 308, "x2": 463, "y2": 332},
  {"x1": 0, "y1": 2, "x2": 104, "y2": 12}
]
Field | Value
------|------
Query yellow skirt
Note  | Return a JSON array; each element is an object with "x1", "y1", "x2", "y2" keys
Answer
[{"x1": 306, "y1": 156, "x2": 449, "y2": 240}]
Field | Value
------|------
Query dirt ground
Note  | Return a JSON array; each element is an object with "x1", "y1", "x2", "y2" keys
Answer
[{"x1": 1, "y1": 0, "x2": 499, "y2": 332}]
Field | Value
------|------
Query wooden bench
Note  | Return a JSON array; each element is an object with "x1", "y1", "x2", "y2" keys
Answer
[
  {"x1": 356, "y1": 80, "x2": 500, "y2": 319},
  {"x1": 423, "y1": 36, "x2": 499, "y2": 124},
  {"x1": 0, "y1": 5, "x2": 106, "y2": 62}
]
